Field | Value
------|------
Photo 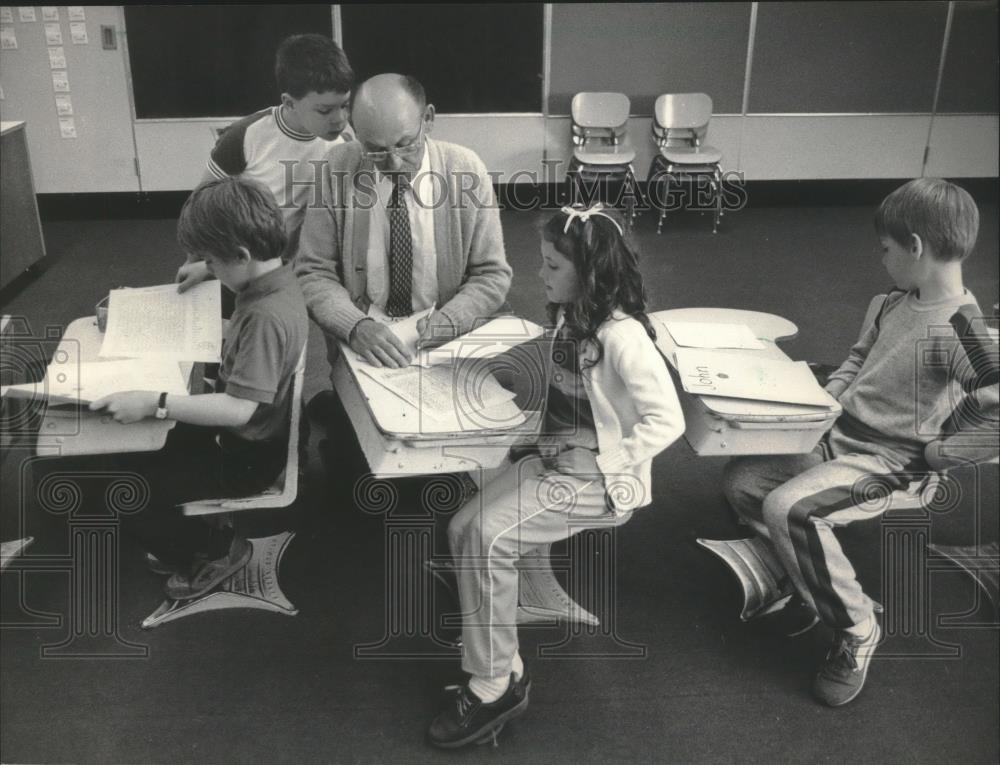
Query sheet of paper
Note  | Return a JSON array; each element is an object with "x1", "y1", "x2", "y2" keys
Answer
[
  {"x1": 58, "y1": 117, "x2": 76, "y2": 138},
  {"x1": 665, "y1": 321, "x2": 766, "y2": 350},
  {"x1": 51, "y1": 70, "x2": 69, "y2": 92},
  {"x1": 359, "y1": 362, "x2": 514, "y2": 412},
  {"x1": 674, "y1": 348, "x2": 836, "y2": 408},
  {"x1": 3, "y1": 359, "x2": 188, "y2": 405},
  {"x1": 0, "y1": 8, "x2": 14, "y2": 23},
  {"x1": 1, "y1": 26, "x2": 17, "y2": 49},
  {"x1": 69, "y1": 20, "x2": 86, "y2": 44},
  {"x1": 18, "y1": 6, "x2": 35, "y2": 22},
  {"x1": 417, "y1": 316, "x2": 544, "y2": 368},
  {"x1": 43, "y1": 21, "x2": 61, "y2": 44},
  {"x1": 41, "y1": 6, "x2": 58, "y2": 21},
  {"x1": 67, "y1": 5, "x2": 85, "y2": 20},
  {"x1": 100, "y1": 280, "x2": 222, "y2": 362},
  {"x1": 47, "y1": 45, "x2": 65, "y2": 68}
]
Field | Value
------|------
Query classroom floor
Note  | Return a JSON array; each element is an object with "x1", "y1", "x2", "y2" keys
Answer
[{"x1": 1, "y1": 197, "x2": 998, "y2": 764}]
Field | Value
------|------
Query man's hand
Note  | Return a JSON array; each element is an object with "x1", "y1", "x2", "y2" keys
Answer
[
  {"x1": 552, "y1": 447, "x2": 600, "y2": 478},
  {"x1": 350, "y1": 319, "x2": 412, "y2": 368},
  {"x1": 89, "y1": 391, "x2": 158, "y2": 424},
  {"x1": 175, "y1": 260, "x2": 211, "y2": 294},
  {"x1": 416, "y1": 311, "x2": 456, "y2": 350}
]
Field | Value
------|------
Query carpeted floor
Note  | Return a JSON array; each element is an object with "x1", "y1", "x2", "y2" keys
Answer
[{"x1": 1, "y1": 197, "x2": 998, "y2": 764}]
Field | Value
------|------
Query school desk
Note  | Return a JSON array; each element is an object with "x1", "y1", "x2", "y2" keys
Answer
[
  {"x1": 331, "y1": 339, "x2": 544, "y2": 479},
  {"x1": 649, "y1": 307, "x2": 841, "y2": 456},
  {"x1": 33, "y1": 316, "x2": 192, "y2": 457}
]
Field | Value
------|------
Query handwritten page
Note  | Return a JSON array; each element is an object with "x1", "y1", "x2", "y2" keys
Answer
[
  {"x1": 358, "y1": 363, "x2": 516, "y2": 419},
  {"x1": 3, "y1": 359, "x2": 188, "y2": 405},
  {"x1": 665, "y1": 321, "x2": 766, "y2": 350},
  {"x1": 418, "y1": 316, "x2": 545, "y2": 368},
  {"x1": 674, "y1": 348, "x2": 836, "y2": 408},
  {"x1": 100, "y1": 281, "x2": 222, "y2": 362}
]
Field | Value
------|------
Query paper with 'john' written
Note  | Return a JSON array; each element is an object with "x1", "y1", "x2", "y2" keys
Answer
[{"x1": 674, "y1": 347, "x2": 836, "y2": 408}]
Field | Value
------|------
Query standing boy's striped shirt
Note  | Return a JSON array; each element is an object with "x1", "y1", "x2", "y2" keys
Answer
[{"x1": 207, "y1": 106, "x2": 348, "y2": 252}]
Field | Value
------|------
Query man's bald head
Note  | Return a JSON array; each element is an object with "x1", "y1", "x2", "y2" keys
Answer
[
  {"x1": 353, "y1": 74, "x2": 426, "y2": 127},
  {"x1": 351, "y1": 74, "x2": 433, "y2": 174}
]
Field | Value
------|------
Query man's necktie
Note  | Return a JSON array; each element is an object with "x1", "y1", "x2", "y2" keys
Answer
[{"x1": 386, "y1": 175, "x2": 413, "y2": 318}]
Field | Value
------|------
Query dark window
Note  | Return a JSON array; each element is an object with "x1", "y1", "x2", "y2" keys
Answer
[
  {"x1": 125, "y1": 5, "x2": 333, "y2": 119},
  {"x1": 340, "y1": 4, "x2": 543, "y2": 113}
]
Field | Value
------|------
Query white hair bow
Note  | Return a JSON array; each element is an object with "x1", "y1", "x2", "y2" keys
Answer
[{"x1": 560, "y1": 203, "x2": 624, "y2": 236}]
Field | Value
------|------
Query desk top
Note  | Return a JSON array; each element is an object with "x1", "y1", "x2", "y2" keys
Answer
[
  {"x1": 650, "y1": 307, "x2": 840, "y2": 421},
  {"x1": 35, "y1": 316, "x2": 189, "y2": 456},
  {"x1": 336, "y1": 342, "x2": 541, "y2": 444},
  {"x1": 1, "y1": 121, "x2": 26, "y2": 136}
]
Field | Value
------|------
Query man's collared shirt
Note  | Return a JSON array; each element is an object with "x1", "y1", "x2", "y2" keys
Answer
[{"x1": 365, "y1": 146, "x2": 438, "y2": 316}]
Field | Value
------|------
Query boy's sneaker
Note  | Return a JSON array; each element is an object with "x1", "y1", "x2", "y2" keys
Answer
[
  {"x1": 427, "y1": 672, "x2": 531, "y2": 749},
  {"x1": 306, "y1": 390, "x2": 339, "y2": 427},
  {"x1": 753, "y1": 595, "x2": 820, "y2": 637},
  {"x1": 145, "y1": 552, "x2": 178, "y2": 576},
  {"x1": 164, "y1": 536, "x2": 252, "y2": 601},
  {"x1": 813, "y1": 617, "x2": 881, "y2": 706}
]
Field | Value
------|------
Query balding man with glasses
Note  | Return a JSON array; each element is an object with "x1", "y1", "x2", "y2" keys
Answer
[{"x1": 296, "y1": 73, "x2": 511, "y2": 374}]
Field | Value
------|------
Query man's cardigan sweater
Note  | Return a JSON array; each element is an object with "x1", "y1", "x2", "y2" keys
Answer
[{"x1": 295, "y1": 138, "x2": 512, "y2": 369}]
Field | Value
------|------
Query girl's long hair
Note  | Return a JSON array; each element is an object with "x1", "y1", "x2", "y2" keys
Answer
[{"x1": 542, "y1": 207, "x2": 655, "y2": 368}]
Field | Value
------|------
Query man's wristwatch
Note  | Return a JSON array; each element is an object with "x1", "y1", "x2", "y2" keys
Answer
[{"x1": 154, "y1": 392, "x2": 169, "y2": 420}]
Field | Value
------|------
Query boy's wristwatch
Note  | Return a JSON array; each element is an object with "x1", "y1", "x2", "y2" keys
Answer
[{"x1": 154, "y1": 392, "x2": 169, "y2": 420}]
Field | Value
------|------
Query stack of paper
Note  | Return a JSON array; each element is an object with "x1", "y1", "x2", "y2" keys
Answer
[
  {"x1": 1, "y1": 281, "x2": 221, "y2": 408},
  {"x1": 357, "y1": 361, "x2": 524, "y2": 431},
  {"x1": 416, "y1": 316, "x2": 544, "y2": 367},
  {"x1": 3, "y1": 359, "x2": 189, "y2": 405},
  {"x1": 100, "y1": 281, "x2": 222, "y2": 361},
  {"x1": 349, "y1": 314, "x2": 544, "y2": 432},
  {"x1": 674, "y1": 348, "x2": 836, "y2": 408}
]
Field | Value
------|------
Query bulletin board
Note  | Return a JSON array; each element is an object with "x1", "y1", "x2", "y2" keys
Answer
[
  {"x1": 749, "y1": 1, "x2": 948, "y2": 113},
  {"x1": 547, "y1": 2, "x2": 752, "y2": 115},
  {"x1": 124, "y1": 5, "x2": 333, "y2": 119}
]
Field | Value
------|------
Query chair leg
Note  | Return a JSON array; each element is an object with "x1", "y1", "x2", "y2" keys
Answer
[
  {"x1": 713, "y1": 166, "x2": 723, "y2": 233},
  {"x1": 624, "y1": 165, "x2": 639, "y2": 230},
  {"x1": 565, "y1": 158, "x2": 580, "y2": 206},
  {"x1": 710, "y1": 178, "x2": 720, "y2": 234},
  {"x1": 657, "y1": 163, "x2": 675, "y2": 235}
]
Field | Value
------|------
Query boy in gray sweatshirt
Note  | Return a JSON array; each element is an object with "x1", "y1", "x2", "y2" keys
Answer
[{"x1": 723, "y1": 178, "x2": 998, "y2": 707}]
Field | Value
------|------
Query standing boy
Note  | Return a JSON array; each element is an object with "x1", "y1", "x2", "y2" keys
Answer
[
  {"x1": 723, "y1": 178, "x2": 998, "y2": 706},
  {"x1": 91, "y1": 176, "x2": 308, "y2": 599},
  {"x1": 177, "y1": 34, "x2": 354, "y2": 292}
]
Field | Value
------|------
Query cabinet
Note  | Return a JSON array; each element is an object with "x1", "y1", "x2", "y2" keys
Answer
[{"x1": 1, "y1": 121, "x2": 46, "y2": 290}]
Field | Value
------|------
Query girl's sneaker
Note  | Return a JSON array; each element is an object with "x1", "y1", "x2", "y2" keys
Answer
[{"x1": 427, "y1": 672, "x2": 531, "y2": 749}]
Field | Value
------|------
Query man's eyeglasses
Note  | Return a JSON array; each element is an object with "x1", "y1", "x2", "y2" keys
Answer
[{"x1": 360, "y1": 121, "x2": 425, "y2": 162}]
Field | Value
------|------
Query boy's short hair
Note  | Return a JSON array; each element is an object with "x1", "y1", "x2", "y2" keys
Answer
[
  {"x1": 275, "y1": 34, "x2": 354, "y2": 99},
  {"x1": 875, "y1": 178, "x2": 979, "y2": 262},
  {"x1": 177, "y1": 177, "x2": 287, "y2": 262}
]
